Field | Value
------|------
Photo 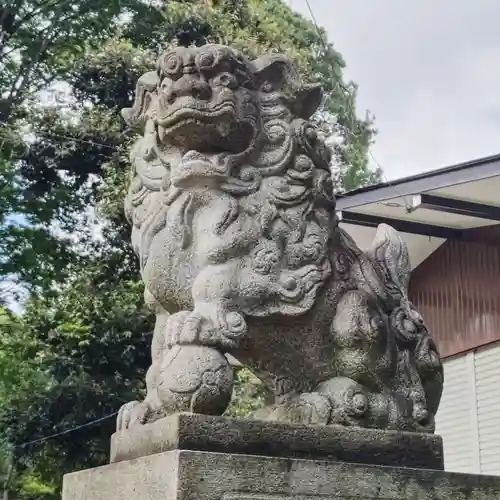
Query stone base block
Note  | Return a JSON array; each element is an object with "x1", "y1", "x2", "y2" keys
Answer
[
  {"x1": 110, "y1": 413, "x2": 444, "y2": 470},
  {"x1": 63, "y1": 448, "x2": 500, "y2": 500}
]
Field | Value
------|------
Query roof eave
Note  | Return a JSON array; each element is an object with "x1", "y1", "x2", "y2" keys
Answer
[{"x1": 336, "y1": 154, "x2": 500, "y2": 210}]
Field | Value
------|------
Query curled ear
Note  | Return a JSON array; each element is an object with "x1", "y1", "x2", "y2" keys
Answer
[
  {"x1": 251, "y1": 54, "x2": 323, "y2": 119},
  {"x1": 294, "y1": 83, "x2": 323, "y2": 120},
  {"x1": 121, "y1": 71, "x2": 159, "y2": 130}
]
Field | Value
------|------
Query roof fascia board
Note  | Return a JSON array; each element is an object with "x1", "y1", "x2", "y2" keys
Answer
[
  {"x1": 337, "y1": 210, "x2": 462, "y2": 239},
  {"x1": 409, "y1": 194, "x2": 500, "y2": 222},
  {"x1": 336, "y1": 158, "x2": 500, "y2": 210}
]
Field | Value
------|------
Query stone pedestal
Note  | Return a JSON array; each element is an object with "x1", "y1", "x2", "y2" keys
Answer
[{"x1": 62, "y1": 414, "x2": 500, "y2": 500}]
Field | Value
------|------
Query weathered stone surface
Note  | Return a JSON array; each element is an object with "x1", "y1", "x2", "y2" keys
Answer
[
  {"x1": 63, "y1": 449, "x2": 500, "y2": 500},
  {"x1": 117, "y1": 42, "x2": 444, "y2": 435},
  {"x1": 110, "y1": 413, "x2": 444, "y2": 470}
]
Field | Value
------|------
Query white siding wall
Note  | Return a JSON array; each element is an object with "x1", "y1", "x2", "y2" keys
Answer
[
  {"x1": 435, "y1": 354, "x2": 480, "y2": 473},
  {"x1": 435, "y1": 342, "x2": 500, "y2": 475},
  {"x1": 475, "y1": 345, "x2": 500, "y2": 475}
]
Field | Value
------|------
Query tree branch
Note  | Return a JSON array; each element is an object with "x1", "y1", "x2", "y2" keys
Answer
[
  {"x1": 0, "y1": 4, "x2": 72, "y2": 121},
  {"x1": 1, "y1": 452, "x2": 14, "y2": 500}
]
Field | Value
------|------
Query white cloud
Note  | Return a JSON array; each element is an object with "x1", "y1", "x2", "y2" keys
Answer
[{"x1": 294, "y1": 0, "x2": 500, "y2": 180}]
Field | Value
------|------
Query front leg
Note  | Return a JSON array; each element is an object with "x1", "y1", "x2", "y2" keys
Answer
[
  {"x1": 117, "y1": 330, "x2": 234, "y2": 430},
  {"x1": 117, "y1": 302, "x2": 235, "y2": 431},
  {"x1": 169, "y1": 262, "x2": 250, "y2": 350},
  {"x1": 147, "y1": 263, "x2": 251, "y2": 421}
]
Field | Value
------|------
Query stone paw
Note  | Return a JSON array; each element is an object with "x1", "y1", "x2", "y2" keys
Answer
[
  {"x1": 316, "y1": 376, "x2": 371, "y2": 427},
  {"x1": 295, "y1": 392, "x2": 332, "y2": 425},
  {"x1": 165, "y1": 308, "x2": 247, "y2": 350},
  {"x1": 413, "y1": 402, "x2": 434, "y2": 433},
  {"x1": 261, "y1": 393, "x2": 331, "y2": 426},
  {"x1": 116, "y1": 400, "x2": 151, "y2": 432}
]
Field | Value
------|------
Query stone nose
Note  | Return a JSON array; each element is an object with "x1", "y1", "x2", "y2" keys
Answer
[{"x1": 166, "y1": 75, "x2": 212, "y2": 103}]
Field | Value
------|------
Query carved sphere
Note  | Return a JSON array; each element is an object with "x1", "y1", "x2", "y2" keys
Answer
[{"x1": 156, "y1": 345, "x2": 233, "y2": 415}]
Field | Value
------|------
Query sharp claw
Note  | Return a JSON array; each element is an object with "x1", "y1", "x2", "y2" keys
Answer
[
  {"x1": 121, "y1": 407, "x2": 130, "y2": 431},
  {"x1": 117, "y1": 401, "x2": 145, "y2": 431}
]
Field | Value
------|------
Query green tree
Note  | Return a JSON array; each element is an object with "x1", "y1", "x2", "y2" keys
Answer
[
  {"x1": 0, "y1": 0, "x2": 139, "y2": 122},
  {"x1": 0, "y1": 0, "x2": 160, "y2": 302},
  {"x1": 0, "y1": 0, "x2": 380, "y2": 297},
  {"x1": 0, "y1": 306, "x2": 57, "y2": 499},
  {"x1": 0, "y1": 1, "x2": 382, "y2": 497}
]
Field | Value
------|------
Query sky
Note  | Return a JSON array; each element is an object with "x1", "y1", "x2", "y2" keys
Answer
[{"x1": 293, "y1": 0, "x2": 500, "y2": 181}]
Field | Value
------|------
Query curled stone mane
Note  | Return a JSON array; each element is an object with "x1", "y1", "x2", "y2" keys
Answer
[
  {"x1": 116, "y1": 44, "x2": 443, "y2": 437},
  {"x1": 124, "y1": 45, "x2": 335, "y2": 316}
]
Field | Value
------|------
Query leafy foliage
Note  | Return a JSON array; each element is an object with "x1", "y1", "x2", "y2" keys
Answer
[
  {"x1": 0, "y1": 306, "x2": 53, "y2": 498},
  {"x1": 0, "y1": 271, "x2": 152, "y2": 498},
  {"x1": 226, "y1": 368, "x2": 271, "y2": 419},
  {"x1": 0, "y1": 0, "x2": 133, "y2": 122}
]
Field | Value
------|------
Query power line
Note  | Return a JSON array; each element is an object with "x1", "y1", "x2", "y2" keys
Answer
[
  {"x1": 303, "y1": 0, "x2": 410, "y2": 205},
  {"x1": 42, "y1": 131, "x2": 117, "y2": 151},
  {"x1": 0, "y1": 121, "x2": 117, "y2": 151},
  {"x1": 1, "y1": 1, "x2": 407, "y2": 203},
  {"x1": 16, "y1": 411, "x2": 118, "y2": 449}
]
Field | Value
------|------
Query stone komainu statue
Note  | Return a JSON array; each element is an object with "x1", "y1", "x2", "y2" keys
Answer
[{"x1": 117, "y1": 44, "x2": 443, "y2": 433}]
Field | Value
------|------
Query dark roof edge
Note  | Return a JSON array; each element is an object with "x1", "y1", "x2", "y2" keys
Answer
[{"x1": 336, "y1": 153, "x2": 500, "y2": 210}]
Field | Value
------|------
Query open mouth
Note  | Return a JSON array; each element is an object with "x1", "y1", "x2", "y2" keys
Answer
[
  {"x1": 154, "y1": 97, "x2": 254, "y2": 154},
  {"x1": 157, "y1": 100, "x2": 236, "y2": 129}
]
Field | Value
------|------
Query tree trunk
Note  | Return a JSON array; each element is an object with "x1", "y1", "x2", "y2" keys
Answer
[{"x1": 2, "y1": 454, "x2": 14, "y2": 500}]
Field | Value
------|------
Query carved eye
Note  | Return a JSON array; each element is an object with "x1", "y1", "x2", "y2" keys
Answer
[
  {"x1": 304, "y1": 126, "x2": 318, "y2": 144},
  {"x1": 161, "y1": 52, "x2": 182, "y2": 76},
  {"x1": 261, "y1": 82, "x2": 274, "y2": 92},
  {"x1": 212, "y1": 72, "x2": 237, "y2": 89},
  {"x1": 196, "y1": 50, "x2": 216, "y2": 70}
]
